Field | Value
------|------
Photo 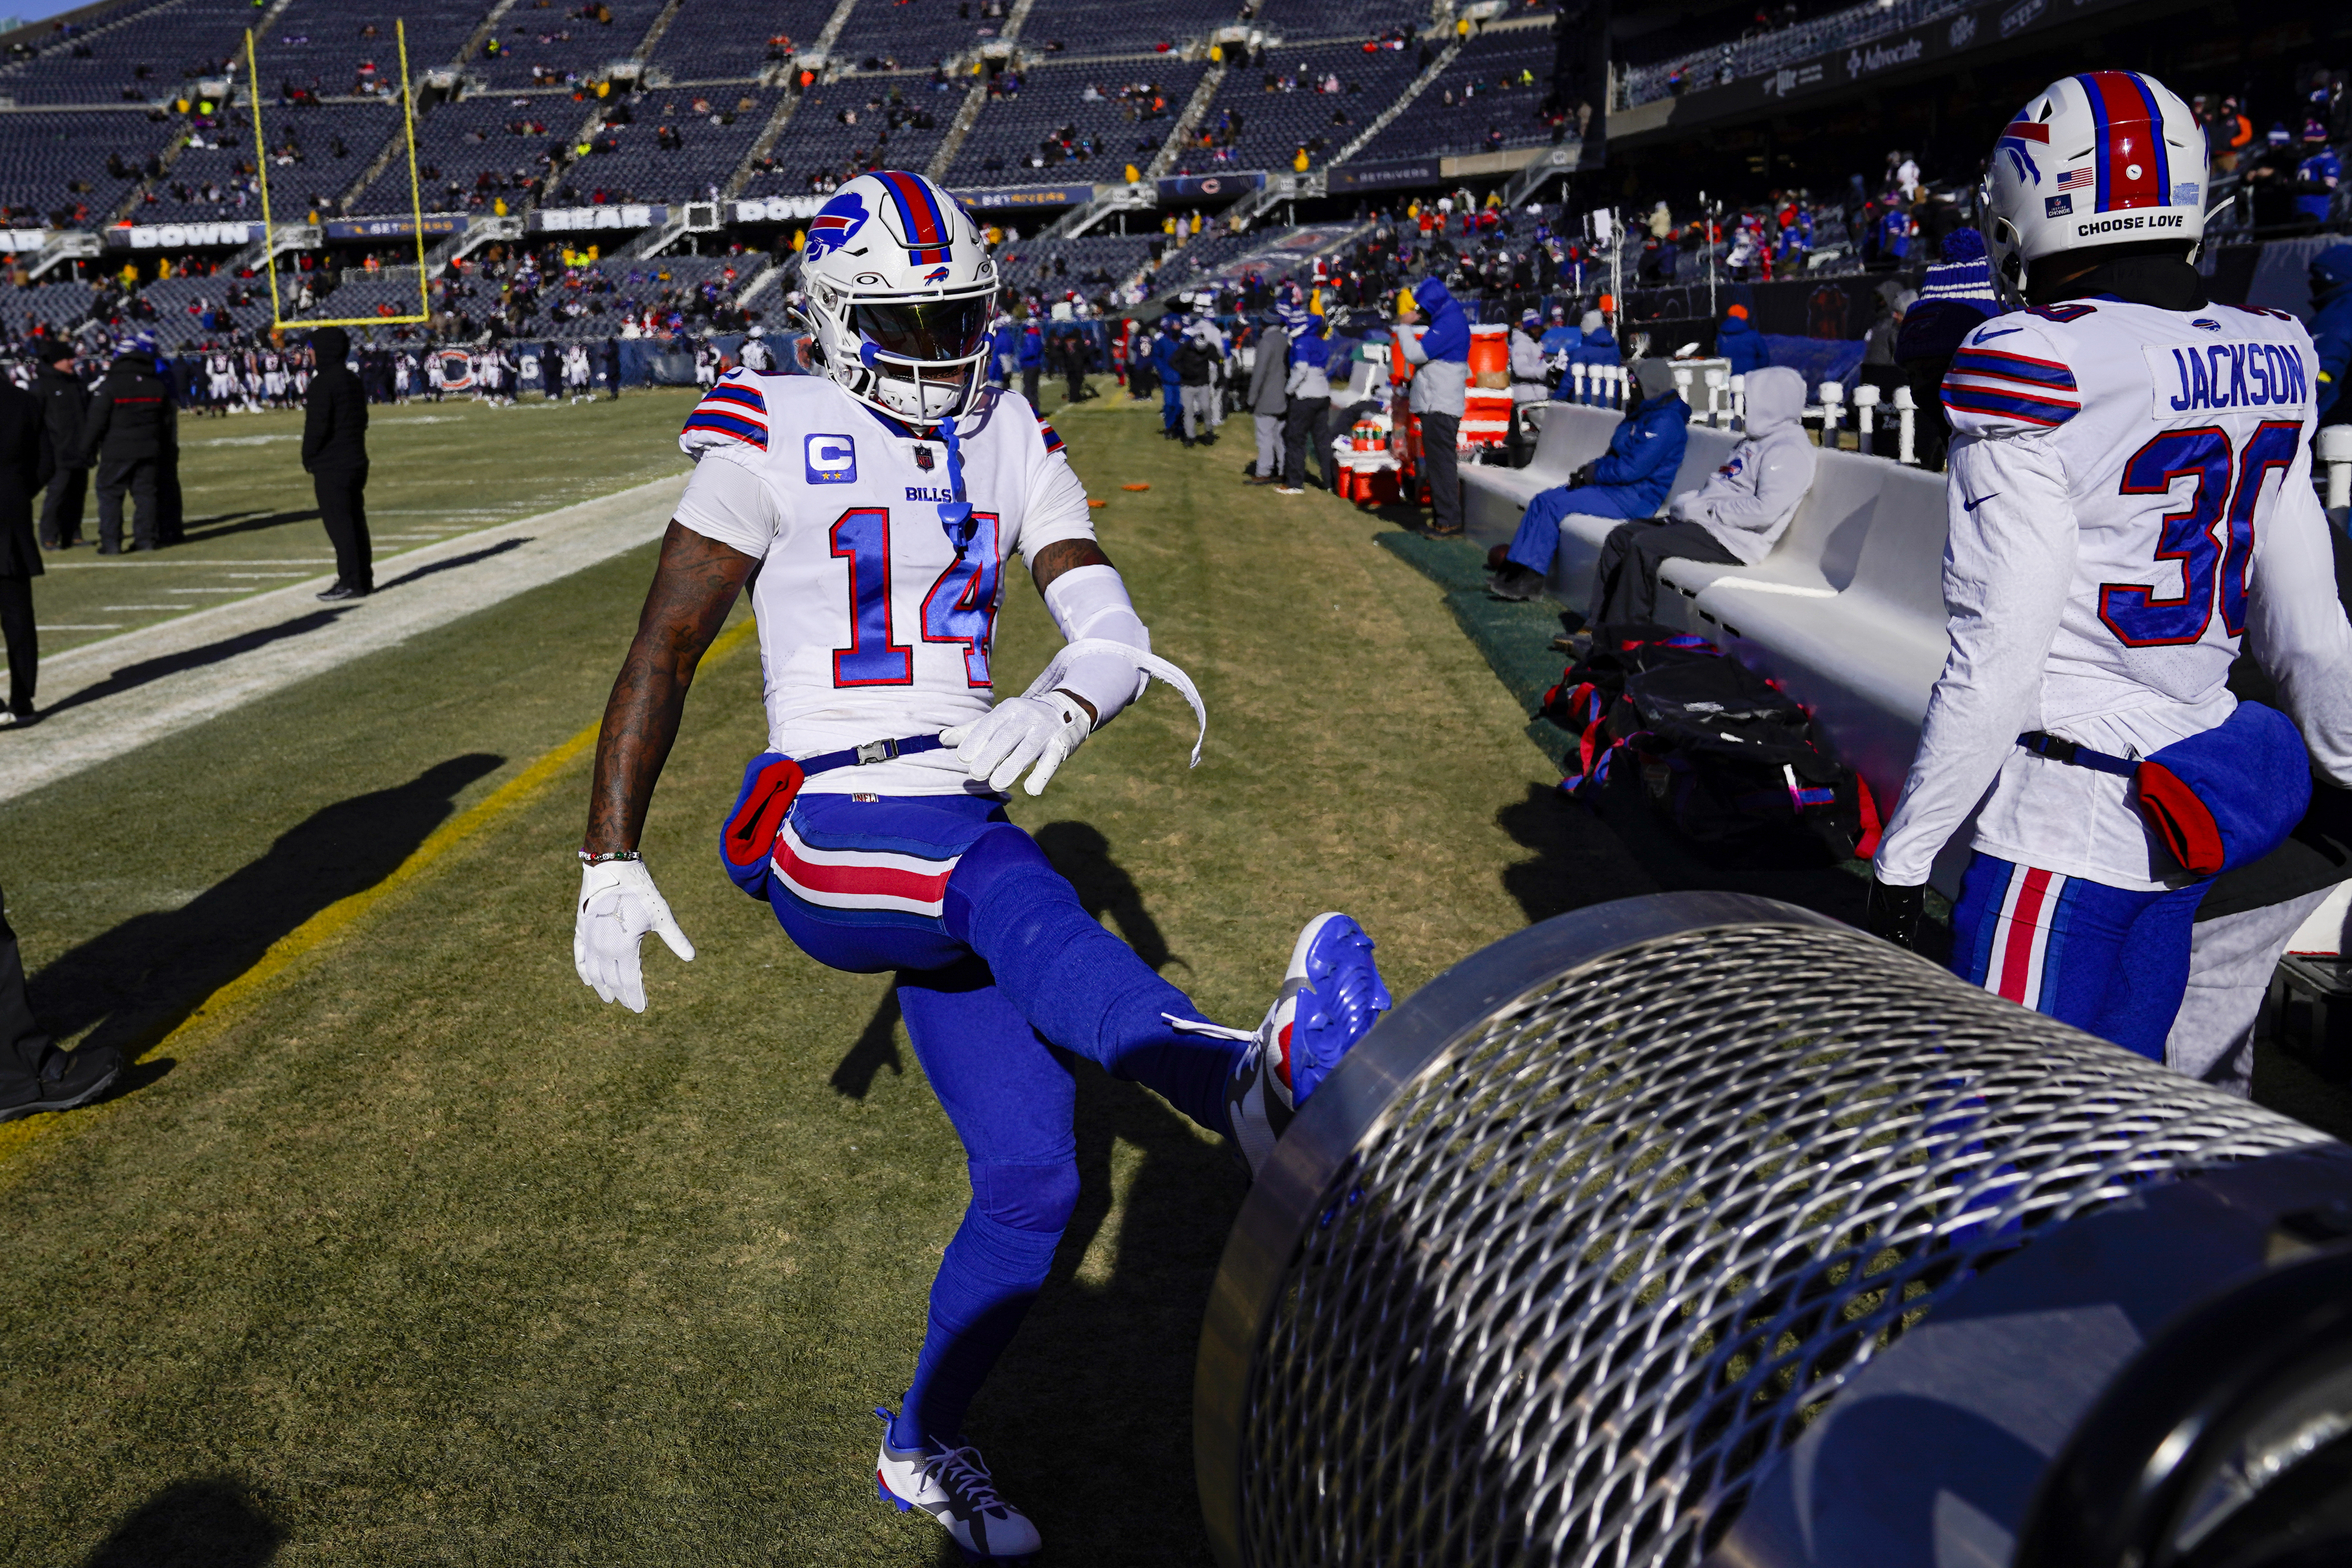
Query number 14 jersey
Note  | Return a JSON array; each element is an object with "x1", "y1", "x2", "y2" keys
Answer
[
  {"x1": 1875, "y1": 296, "x2": 2352, "y2": 888},
  {"x1": 672, "y1": 371, "x2": 1098, "y2": 797}
]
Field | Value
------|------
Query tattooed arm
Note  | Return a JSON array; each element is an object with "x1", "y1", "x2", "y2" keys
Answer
[
  {"x1": 582, "y1": 521, "x2": 761, "y2": 854},
  {"x1": 1029, "y1": 535, "x2": 1113, "y2": 596}
]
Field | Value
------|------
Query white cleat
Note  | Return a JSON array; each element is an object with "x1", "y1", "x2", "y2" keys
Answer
[
  {"x1": 875, "y1": 1409, "x2": 1041, "y2": 1562},
  {"x1": 1224, "y1": 912, "x2": 1392, "y2": 1177}
]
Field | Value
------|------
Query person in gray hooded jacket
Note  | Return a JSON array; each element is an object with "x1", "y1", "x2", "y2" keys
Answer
[
  {"x1": 1585, "y1": 364, "x2": 1815, "y2": 626},
  {"x1": 1246, "y1": 314, "x2": 1289, "y2": 483}
]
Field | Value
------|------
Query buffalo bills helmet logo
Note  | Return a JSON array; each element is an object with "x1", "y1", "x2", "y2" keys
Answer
[
  {"x1": 805, "y1": 192, "x2": 869, "y2": 260},
  {"x1": 922, "y1": 264, "x2": 952, "y2": 284}
]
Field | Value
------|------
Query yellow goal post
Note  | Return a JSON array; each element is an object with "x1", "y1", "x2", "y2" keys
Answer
[{"x1": 243, "y1": 18, "x2": 432, "y2": 330}]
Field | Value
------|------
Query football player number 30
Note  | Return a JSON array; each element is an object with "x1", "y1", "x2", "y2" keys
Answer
[
  {"x1": 2099, "y1": 421, "x2": 2303, "y2": 647},
  {"x1": 829, "y1": 507, "x2": 1002, "y2": 687}
]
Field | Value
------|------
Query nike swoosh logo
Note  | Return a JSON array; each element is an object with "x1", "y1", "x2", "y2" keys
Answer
[
  {"x1": 1973, "y1": 327, "x2": 2025, "y2": 343},
  {"x1": 1963, "y1": 493, "x2": 1998, "y2": 512}
]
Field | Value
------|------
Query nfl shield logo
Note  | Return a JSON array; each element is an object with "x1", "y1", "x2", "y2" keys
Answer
[{"x1": 914, "y1": 445, "x2": 935, "y2": 471}]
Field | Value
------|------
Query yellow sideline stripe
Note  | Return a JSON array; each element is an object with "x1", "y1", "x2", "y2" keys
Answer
[{"x1": 0, "y1": 614, "x2": 757, "y2": 1181}]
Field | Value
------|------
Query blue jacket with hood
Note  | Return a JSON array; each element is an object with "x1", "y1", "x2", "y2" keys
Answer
[
  {"x1": 1716, "y1": 311, "x2": 1767, "y2": 375},
  {"x1": 1586, "y1": 390, "x2": 1690, "y2": 517}
]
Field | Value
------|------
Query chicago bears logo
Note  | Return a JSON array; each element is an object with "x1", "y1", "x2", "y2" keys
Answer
[{"x1": 805, "y1": 192, "x2": 869, "y2": 260}]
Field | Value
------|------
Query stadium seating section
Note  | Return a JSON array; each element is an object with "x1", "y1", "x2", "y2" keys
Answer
[
  {"x1": 948, "y1": 62, "x2": 1205, "y2": 186},
  {"x1": 1352, "y1": 27, "x2": 1559, "y2": 165},
  {"x1": 474, "y1": 0, "x2": 665, "y2": 92},
  {"x1": 1173, "y1": 41, "x2": 1421, "y2": 174}
]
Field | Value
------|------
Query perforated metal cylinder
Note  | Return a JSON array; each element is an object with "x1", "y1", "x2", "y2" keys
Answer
[{"x1": 1195, "y1": 893, "x2": 2336, "y2": 1568}]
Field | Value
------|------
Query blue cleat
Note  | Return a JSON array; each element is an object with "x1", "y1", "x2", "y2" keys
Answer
[{"x1": 1224, "y1": 913, "x2": 1391, "y2": 1177}]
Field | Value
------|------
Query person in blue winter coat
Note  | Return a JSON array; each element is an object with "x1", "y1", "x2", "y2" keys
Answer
[
  {"x1": 1565, "y1": 310, "x2": 1617, "y2": 402},
  {"x1": 1715, "y1": 302, "x2": 1767, "y2": 376},
  {"x1": 1486, "y1": 357, "x2": 1690, "y2": 600},
  {"x1": 1152, "y1": 315, "x2": 1184, "y2": 437},
  {"x1": 1396, "y1": 275, "x2": 1472, "y2": 534},
  {"x1": 2312, "y1": 244, "x2": 2352, "y2": 426},
  {"x1": 1538, "y1": 305, "x2": 1582, "y2": 359},
  {"x1": 989, "y1": 319, "x2": 1018, "y2": 389},
  {"x1": 1017, "y1": 319, "x2": 1045, "y2": 405}
]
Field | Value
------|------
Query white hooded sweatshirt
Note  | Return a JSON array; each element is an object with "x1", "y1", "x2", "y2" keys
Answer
[{"x1": 1667, "y1": 364, "x2": 1815, "y2": 565}]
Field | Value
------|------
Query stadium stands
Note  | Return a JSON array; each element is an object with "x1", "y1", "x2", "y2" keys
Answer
[
  {"x1": 352, "y1": 93, "x2": 563, "y2": 213},
  {"x1": 738, "y1": 79, "x2": 958, "y2": 197},
  {"x1": 991, "y1": 232, "x2": 1155, "y2": 293},
  {"x1": 1016, "y1": 0, "x2": 1238, "y2": 56},
  {"x1": 472, "y1": 0, "x2": 665, "y2": 92},
  {"x1": 1620, "y1": 0, "x2": 1969, "y2": 108},
  {"x1": 1350, "y1": 25, "x2": 1560, "y2": 165},
  {"x1": 249, "y1": 0, "x2": 487, "y2": 100},
  {"x1": 1170, "y1": 40, "x2": 1423, "y2": 174},
  {"x1": 947, "y1": 63, "x2": 1204, "y2": 186},
  {"x1": 0, "y1": 0, "x2": 243, "y2": 107},
  {"x1": 829, "y1": 0, "x2": 992, "y2": 74},
  {"x1": 145, "y1": 102, "x2": 400, "y2": 219},
  {"x1": 0, "y1": 108, "x2": 175, "y2": 227},
  {"x1": 548, "y1": 87, "x2": 775, "y2": 204},
  {"x1": 646, "y1": 0, "x2": 834, "y2": 83}
]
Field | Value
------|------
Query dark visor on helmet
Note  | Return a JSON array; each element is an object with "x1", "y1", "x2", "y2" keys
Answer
[{"x1": 852, "y1": 296, "x2": 991, "y2": 362}]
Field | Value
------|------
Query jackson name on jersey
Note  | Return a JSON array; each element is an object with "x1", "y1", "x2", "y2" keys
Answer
[{"x1": 670, "y1": 367, "x2": 1096, "y2": 796}]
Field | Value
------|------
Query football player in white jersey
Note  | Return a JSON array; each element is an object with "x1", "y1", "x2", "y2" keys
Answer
[
  {"x1": 570, "y1": 171, "x2": 1390, "y2": 1561},
  {"x1": 1868, "y1": 71, "x2": 2352, "y2": 1057}
]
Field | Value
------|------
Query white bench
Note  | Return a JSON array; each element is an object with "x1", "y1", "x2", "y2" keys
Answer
[
  {"x1": 1461, "y1": 404, "x2": 1622, "y2": 559},
  {"x1": 1651, "y1": 446, "x2": 1887, "y2": 634},
  {"x1": 1688, "y1": 462, "x2": 1951, "y2": 812}
]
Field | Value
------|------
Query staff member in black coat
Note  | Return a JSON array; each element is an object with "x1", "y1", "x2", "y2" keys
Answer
[
  {"x1": 0, "y1": 371, "x2": 55, "y2": 726},
  {"x1": 301, "y1": 326, "x2": 371, "y2": 601},
  {"x1": 0, "y1": 873, "x2": 122, "y2": 1122},
  {"x1": 33, "y1": 345, "x2": 85, "y2": 550},
  {"x1": 77, "y1": 341, "x2": 176, "y2": 554}
]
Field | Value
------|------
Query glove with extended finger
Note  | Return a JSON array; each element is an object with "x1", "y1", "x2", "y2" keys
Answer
[
  {"x1": 1863, "y1": 876, "x2": 1925, "y2": 952},
  {"x1": 940, "y1": 689, "x2": 1094, "y2": 797},
  {"x1": 573, "y1": 857, "x2": 696, "y2": 1013}
]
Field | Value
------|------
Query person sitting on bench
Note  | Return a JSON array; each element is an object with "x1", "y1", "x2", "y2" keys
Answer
[
  {"x1": 1585, "y1": 364, "x2": 1813, "y2": 628},
  {"x1": 1486, "y1": 357, "x2": 1688, "y2": 601}
]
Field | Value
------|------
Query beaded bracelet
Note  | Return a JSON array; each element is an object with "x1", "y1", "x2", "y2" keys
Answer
[{"x1": 578, "y1": 850, "x2": 643, "y2": 866}]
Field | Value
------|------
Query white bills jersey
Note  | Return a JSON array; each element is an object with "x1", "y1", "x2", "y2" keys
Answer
[
  {"x1": 1877, "y1": 295, "x2": 2352, "y2": 888},
  {"x1": 671, "y1": 371, "x2": 1095, "y2": 796}
]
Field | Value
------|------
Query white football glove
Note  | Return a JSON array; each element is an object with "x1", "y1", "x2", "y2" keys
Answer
[
  {"x1": 939, "y1": 689, "x2": 1094, "y2": 796},
  {"x1": 573, "y1": 857, "x2": 696, "y2": 1014}
]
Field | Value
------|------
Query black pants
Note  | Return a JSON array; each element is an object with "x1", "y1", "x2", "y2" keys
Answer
[
  {"x1": 1421, "y1": 411, "x2": 1462, "y2": 532},
  {"x1": 94, "y1": 457, "x2": 159, "y2": 550},
  {"x1": 1021, "y1": 367, "x2": 1041, "y2": 406},
  {"x1": 1589, "y1": 518, "x2": 1743, "y2": 627},
  {"x1": 38, "y1": 467, "x2": 85, "y2": 548},
  {"x1": 314, "y1": 463, "x2": 372, "y2": 591},
  {"x1": 158, "y1": 460, "x2": 184, "y2": 545},
  {"x1": 0, "y1": 876, "x2": 50, "y2": 1085},
  {"x1": 0, "y1": 574, "x2": 32, "y2": 716},
  {"x1": 1065, "y1": 365, "x2": 1086, "y2": 401},
  {"x1": 1283, "y1": 396, "x2": 1331, "y2": 488}
]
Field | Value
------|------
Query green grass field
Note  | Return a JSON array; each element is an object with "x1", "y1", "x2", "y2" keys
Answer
[{"x1": 5, "y1": 382, "x2": 2349, "y2": 1567}]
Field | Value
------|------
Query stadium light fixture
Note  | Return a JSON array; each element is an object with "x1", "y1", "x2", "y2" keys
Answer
[{"x1": 244, "y1": 19, "x2": 433, "y2": 333}]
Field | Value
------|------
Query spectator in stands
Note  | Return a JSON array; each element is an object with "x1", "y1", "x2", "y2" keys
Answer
[
  {"x1": 76, "y1": 341, "x2": 175, "y2": 555},
  {"x1": 1896, "y1": 227, "x2": 1998, "y2": 469},
  {"x1": 1715, "y1": 302, "x2": 1765, "y2": 376},
  {"x1": 1538, "y1": 305, "x2": 1581, "y2": 360},
  {"x1": 0, "y1": 364, "x2": 51, "y2": 727},
  {"x1": 1586, "y1": 366, "x2": 1812, "y2": 626},
  {"x1": 302, "y1": 327, "x2": 371, "y2": 601},
  {"x1": 0, "y1": 871, "x2": 121, "y2": 1120},
  {"x1": 1396, "y1": 276, "x2": 1469, "y2": 536},
  {"x1": 1244, "y1": 310, "x2": 1288, "y2": 485},
  {"x1": 2296, "y1": 120, "x2": 2343, "y2": 230},
  {"x1": 2312, "y1": 246, "x2": 2352, "y2": 427},
  {"x1": 33, "y1": 346, "x2": 84, "y2": 551},
  {"x1": 1486, "y1": 358, "x2": 1689, "y2": 603},
  {"x1": 1277, "y1": 310, "x2": 1330, "y2": 494}
]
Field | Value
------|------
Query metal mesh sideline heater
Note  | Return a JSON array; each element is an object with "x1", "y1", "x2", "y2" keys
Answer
[{"x1": 1196, "y1": 893, "x2": 2352, "y2": 1568}]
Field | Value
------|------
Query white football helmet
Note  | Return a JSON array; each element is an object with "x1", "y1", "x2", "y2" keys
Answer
[
  {"x1": 790, "y1": 170, "x2": 999, "y2": 426},
  {"x1": 1980, "y1": 70, "x2": 2207, "y2": 303}
]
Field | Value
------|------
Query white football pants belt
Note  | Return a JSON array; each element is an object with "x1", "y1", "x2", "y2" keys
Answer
[{"x1": 1021, "y1": 637, "x2": 1208, "y2": 767}]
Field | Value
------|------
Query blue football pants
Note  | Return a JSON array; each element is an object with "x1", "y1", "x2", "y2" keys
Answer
[
  {"x1": 1504, "y1": 483, "x2": 1641, "y2": 577},
  {"x1": 752, "y1": 790, "x2": 1242, "y2": 1449},
  {"x1": 1948, "y1": 851, "x2": 2208, "y2": 1060}
]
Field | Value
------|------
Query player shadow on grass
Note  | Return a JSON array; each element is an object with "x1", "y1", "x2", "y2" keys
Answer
[
  {"x1": 39, "y1": 610, "x2": 352, "y2": 719},
  {"x1": 27, "y1": 754, "x2": 505, "y2": 1084},
  {"x1": 373, "y1": 536, "x2": 531, "y2": 593},
  {"x1": 178, "y1": 507, "x2": 322, "y2": 545},
  {"x1": 81, "y1": 1476, "x2": 280, "y2": 1567}
]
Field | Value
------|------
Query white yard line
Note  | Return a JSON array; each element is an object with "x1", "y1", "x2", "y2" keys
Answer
[{"x1": 0, "y1": 474, "x2": 686, "y2": 806}]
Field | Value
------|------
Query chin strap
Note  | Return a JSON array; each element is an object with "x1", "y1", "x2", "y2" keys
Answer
[
  {"x1": 934, "y1": 409, "x2": 978, "y2": 557},
  {"x1": 1021, "y1": 637, "x2": 1208, "y2": 769}
]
